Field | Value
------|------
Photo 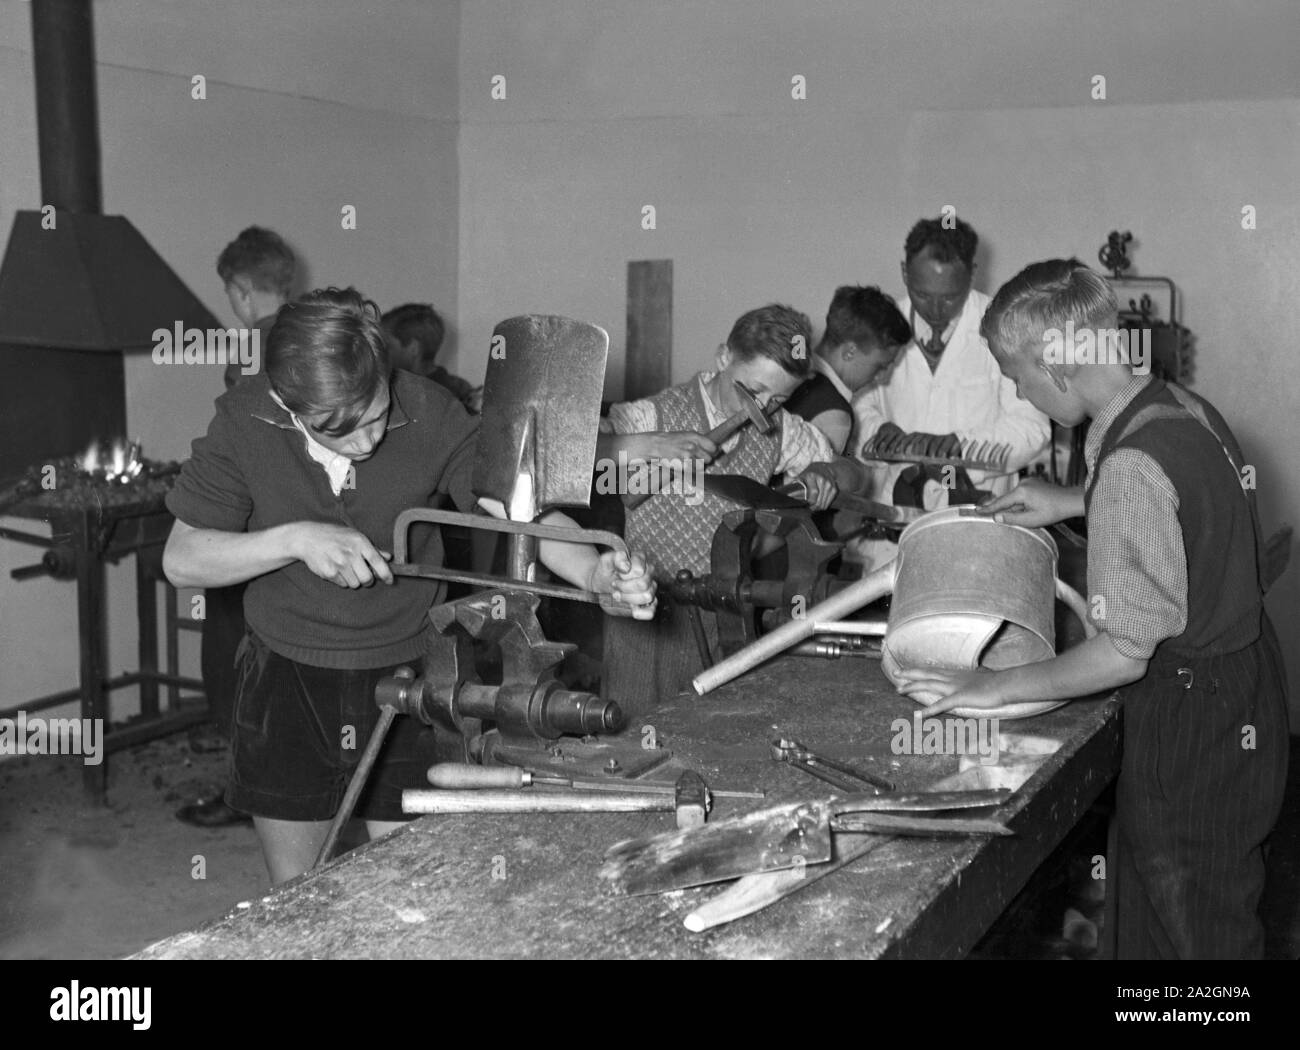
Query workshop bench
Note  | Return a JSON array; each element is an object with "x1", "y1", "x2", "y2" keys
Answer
[{"x1": 135, "y1": 658, "x2": 1120, "y2": 959}]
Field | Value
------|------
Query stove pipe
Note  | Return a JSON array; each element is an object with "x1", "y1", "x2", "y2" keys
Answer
[{"x1": 33, "y1": 0, "x2": 102, "y2": 215}]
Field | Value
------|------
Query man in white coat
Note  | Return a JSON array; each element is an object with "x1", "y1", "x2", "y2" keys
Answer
[{"x1": 853, "y1": 217, "x2": 1049, "y2": 508}]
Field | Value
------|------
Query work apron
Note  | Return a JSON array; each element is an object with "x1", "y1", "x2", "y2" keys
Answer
[{"x1": 1113, "y1": 613, "x2": 1289, "y2": 959}]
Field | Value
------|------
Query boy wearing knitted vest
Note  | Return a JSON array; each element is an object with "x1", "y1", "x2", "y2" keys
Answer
[
  {"x1": 599, "y1": 303, "x2": 870, "y2": 717},
  {"x1": 905, "y1": 260, "x2": 1288, "y2": 959}
]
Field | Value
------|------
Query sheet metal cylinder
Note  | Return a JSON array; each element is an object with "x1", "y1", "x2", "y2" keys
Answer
[{"x1": 883, "y1": 505, "x2": 1059, "y2": 675}]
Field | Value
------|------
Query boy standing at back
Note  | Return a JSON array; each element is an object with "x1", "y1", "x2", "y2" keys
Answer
[
  {"x1": 176, "y1": 225, "x2": 299, "y2": 828},
  {"x1": 381, "y1": 303, "x2": 484, "y2": 413},
  {"x1": 784, "y1": 285, "x2": 911, "y2": 454},
  {"x1": 217, "y1": 225, "x2": 296, "y2": 389},
  {"x1": 904, "y1": 260, "x2": 1288, "y2": 959}
]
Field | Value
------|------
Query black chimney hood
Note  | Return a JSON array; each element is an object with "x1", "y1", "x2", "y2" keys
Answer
[
  {"x1": 0, "y1": 210, "x2": 220, "y2": 352},
  {"x1": 0, "y1": 0, "x2": 220, "y2": 484}
]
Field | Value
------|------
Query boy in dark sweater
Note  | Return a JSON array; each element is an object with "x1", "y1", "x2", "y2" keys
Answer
[
  {"x1": 164, "y1": 288, "x2": 655, "y2": 883},
  {"x1": 902, "y1": 260, "x2": 1289, "y2": 958},
  {"x1": 785, "y1": 285, "x2": 911, "y2": 454}
]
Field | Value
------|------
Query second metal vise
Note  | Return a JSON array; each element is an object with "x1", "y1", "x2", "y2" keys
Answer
[{"x1": 661, "y1": 507, "x2": 844, "y2": 657}]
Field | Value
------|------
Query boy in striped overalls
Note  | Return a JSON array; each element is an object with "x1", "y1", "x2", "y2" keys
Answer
[{"x1": 905, "y1": 260, "x2": 1289, "y2": 958}]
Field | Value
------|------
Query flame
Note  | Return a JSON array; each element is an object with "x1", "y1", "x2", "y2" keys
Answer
[{"x1": 77, "y1": 438, "x2": 144, "y2": 482}]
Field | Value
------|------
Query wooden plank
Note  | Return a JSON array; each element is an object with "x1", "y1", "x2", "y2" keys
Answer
[
  {"x1": 625, "y1": 260, "x2": 672, "y2": 400},
  {"x1": 132, "y1": 659, "x2": 1120, "y2": 959}
]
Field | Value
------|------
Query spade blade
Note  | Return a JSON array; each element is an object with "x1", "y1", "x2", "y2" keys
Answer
[
  {"x1": 473, "y1": 315, "x2": 609, "y2": 513},
  {"x1": 600, "y1": 800, "x2": 835, "y2": 896}
]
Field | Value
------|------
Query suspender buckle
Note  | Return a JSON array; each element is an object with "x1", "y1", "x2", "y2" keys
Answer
[{"x1": 1175, "y1": 666, "x2": 1219, "y2": 693}]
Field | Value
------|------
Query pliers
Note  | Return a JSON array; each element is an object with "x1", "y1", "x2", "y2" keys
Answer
[{"x1": 770, "y1": 736, "x2": 896, "y2": 794}]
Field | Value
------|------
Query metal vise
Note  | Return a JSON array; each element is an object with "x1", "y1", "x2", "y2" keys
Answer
[
  {"x1": 373, "y1": 589, "x2": 623, "y2": 765},
  {"x1": 660, "y1": 506, "x2": 844, "y2": 656}
]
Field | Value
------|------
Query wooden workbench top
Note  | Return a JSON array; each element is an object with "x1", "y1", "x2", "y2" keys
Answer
[{"x1": 135, "y1": 658, "x2": 1120, "y2": 959}]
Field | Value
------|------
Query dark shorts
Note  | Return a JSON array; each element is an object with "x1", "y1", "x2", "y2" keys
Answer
[{"x1": 226, "y1": 630, "x2": 439, "y2": 822}]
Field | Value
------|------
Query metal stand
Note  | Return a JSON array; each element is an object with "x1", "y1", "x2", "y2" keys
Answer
[{"x1": 1, "y1": 499, "x2": 206, "y2": 802}]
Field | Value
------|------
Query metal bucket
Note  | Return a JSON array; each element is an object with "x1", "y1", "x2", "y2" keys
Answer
[
  {"x1": 881, "y1": 506, "x2": 1092, "y2": 719},
  {"x1": 691, "y1": 506, "x2": 1093, "y2": 712}
]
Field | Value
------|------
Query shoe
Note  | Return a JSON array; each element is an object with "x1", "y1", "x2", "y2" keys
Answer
[
  {"x1": 187, "y1": 724, "x2": 229, "y2": 754},
  {"x1": 176, "y1": 796, "x2": 252, "y2": 828}
]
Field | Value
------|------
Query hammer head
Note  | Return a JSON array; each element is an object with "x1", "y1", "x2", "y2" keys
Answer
[
  {"x1": 735, "y1": 381, "x2": 778, "y2": 435},
  {"x1": 674, "y1": 770, "x2": 711, "y2": 828}
]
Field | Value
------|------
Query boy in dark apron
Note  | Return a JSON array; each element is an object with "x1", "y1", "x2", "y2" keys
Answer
[{"x1": 899, "y1": 259, "x2": 1288, "y2": 958}]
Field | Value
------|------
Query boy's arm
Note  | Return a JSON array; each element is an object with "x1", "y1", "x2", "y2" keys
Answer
[
  {"x1": 800, "y1": 456, "x2": 871, "y2": 496},
  {"x1": 899, "y1": 632, "x2": 1148, "y2": 715},
  {"x1": 776, "y1": 412, "x2": 870, "y2": 508},
  {"x1": 164, "y1": 518, "x2": 394, "y2": 589},
  {"x1": 850, "y1": 383, "x2": 890, "y2": 456},
  {"x1": 596, "y1": 430, "x2": 718, "y2": 465},
  {"x1": 431, "y1": 403, "x2": 656, "y2": 618},
  {"x1": 533, "y1": 509, "x2": 656, "y2": 619},
  {"x1": 977, "y1": 478, "x2": 1084, "y2": 526},
  {"x1": 598, "y1": 399, "x2": 718, "y2": 464},
  {"x1": 804, "y1": 409, "x2": 852, "y2": 456},
  {"x1": 897, "y1": 451, "x2": 1184, "y2": 713}
]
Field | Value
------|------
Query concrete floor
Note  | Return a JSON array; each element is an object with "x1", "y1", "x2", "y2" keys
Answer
[
  {"x1": 2, "y1": 728, "x2": 1298, "y2": 959},
  {"x1": 0, "y1": 733, "x2": 266, "y2": 959}
]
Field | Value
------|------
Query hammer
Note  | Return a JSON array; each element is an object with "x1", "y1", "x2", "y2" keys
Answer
[{"x1": 626, "y1": 381, "x2": 777, "y2": 510}]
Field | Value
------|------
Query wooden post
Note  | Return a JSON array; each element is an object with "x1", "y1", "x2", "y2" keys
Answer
[{"x1": 625, "y1": 260, "x2": 673, "y2": 400}]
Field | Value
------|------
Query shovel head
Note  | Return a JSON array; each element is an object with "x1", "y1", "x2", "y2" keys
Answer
[
  {"x1": 473, "y1": 315, "x2": 610, "y2": 514},
  {"x1": 601, "y1": 800, "x2": 836, "y2": 896},
  {"x1": 599, "y1": 788, "x2": 1013, "y2": 896}
]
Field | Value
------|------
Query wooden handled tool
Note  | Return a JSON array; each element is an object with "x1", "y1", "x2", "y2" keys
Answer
[
  {"x1": 405, "y1": 771, "x2": 721, "y2": 828},
  {"x1": 426, "y1": 763, "x2": 763, "y2": 799},
  {"x1": 403, "y1": 790, "x2": 679, "y2": 815},
  {"x1": 700, "y1": 381, "x2": 777, "y2": 447},
  {"x1": 625, "y1": 381, "x2": 776, "y2": 510}
]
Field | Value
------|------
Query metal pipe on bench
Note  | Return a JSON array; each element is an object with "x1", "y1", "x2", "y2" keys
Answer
[{"x1": 693, "y1": 563, "x2": 894, "y2": 695}]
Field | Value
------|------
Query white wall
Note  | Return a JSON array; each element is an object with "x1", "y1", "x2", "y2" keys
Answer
[
  {"x1": 456, "y1": 0, "x2": 1300, "y2": 389},
  {"x1": 902, "y1": 99, "x2": 1300, "y2": 717},
  {"x1": 0, "y1": 1, "x2": 460, "y2": 725},
  {"x1": 3, "y1": 0, "x2": 1297, "y2": 730},
  {"x1": 456, "y1": 0, "x2": 1300, "y2": 721}
]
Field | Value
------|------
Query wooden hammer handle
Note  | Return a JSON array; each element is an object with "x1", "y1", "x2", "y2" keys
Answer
[
  {"x1": 427, "y1": 765, "x2": 530, "y2": 789},
  {"x1": 402, "y1": 790, "x2": 674, "y2": 814},
  {"x1": 625, "y1": 409, "x2": 755, "y2": 511},
  {"x1": 702, "y1": 409, "x2": 754, "y2": 446}
]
